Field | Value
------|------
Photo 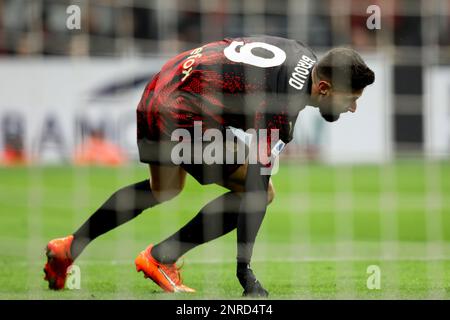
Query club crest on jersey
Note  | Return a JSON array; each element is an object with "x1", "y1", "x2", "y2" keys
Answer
[{"x1": 289, "y1": 55, "x2": 316, "y2": 91}]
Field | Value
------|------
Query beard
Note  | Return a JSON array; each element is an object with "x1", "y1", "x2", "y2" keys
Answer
[
  {"x1": 319, "y1": 108, "x2": 341, "y2": 122},
  {"x1": 316, "y1": 96, "x2": 341, "y2": 122}
]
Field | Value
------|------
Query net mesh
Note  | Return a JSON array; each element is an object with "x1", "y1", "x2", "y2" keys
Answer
[{"x1": 0, "y1": 0, "x2": 449, "y2": 299}]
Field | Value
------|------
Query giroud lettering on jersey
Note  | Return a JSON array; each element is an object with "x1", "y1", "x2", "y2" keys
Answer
[
  {"x1": 288, "y1": 55, "x2": 316, "y2": 91},
  {"x1": 181, "y1": 46, "x2": 204, "y2": 82}
]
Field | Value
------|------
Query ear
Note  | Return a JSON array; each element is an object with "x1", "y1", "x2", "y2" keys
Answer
[{"x1": 317, "y1": 80, "x2": 331, "y2": 95}]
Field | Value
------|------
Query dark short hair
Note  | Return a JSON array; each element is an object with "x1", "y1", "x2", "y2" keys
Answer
[{"x1": 316, "y1": 47, "x2": 375, "y2": 91}]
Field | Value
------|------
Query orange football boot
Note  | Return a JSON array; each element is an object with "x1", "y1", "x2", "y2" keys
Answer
[
  {"x1": 43, "y1": 235, "x2": 74, "y2": 290},
  {"x1": 135, "y1": 244, "x2": 195, "y2": 293}
]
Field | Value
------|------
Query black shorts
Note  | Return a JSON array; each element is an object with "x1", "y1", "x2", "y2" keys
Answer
[{"x1": 137, "y1": 138, "x2": 248, "y2": 185}]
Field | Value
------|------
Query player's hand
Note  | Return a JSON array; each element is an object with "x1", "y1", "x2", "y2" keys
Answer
[{"x1": 236, "y1": 263, "x2": 269, "y2": 298}]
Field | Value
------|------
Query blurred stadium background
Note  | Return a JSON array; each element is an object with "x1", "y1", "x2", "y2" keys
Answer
[{"x1": 0, "y1": 0, "x2": 450, "y2": 299}]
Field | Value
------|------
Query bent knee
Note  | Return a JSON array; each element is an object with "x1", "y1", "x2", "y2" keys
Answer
[
  {"x1": 149, "y1": 166, "x2": 186, "y2": 203},
  {"x1": 149, "y1": 164, "x2": 186, "y2": 203}
]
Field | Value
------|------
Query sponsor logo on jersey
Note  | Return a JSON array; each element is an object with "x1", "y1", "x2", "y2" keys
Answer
[
  {"x1": 288, "y1": 55, "x2": 316, "y2": 91},
  {"x1": 181, "y1": 46, "x2": 204, "y2": 82}
]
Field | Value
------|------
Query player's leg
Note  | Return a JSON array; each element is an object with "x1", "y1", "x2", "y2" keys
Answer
[
  {"x1": 44, "y1": 164, "x2": 184, "y2": 290},
  {"x1": 149, "y1": 161, "x2": 273, "y2": 296},
  {"x1": 149, "y1": 162, "x2": 274, "y2": 263},
  {"x1": 70, "y1": 164, "x2": 185, "y2": 259},
  {"x1": 44, "y1": 179, "x2": 158, "y2": 289},
  {"x1": 149, "y1": 163, "x2": 187, "y2": 203},
  {"x1": 134, "y1": 166, "x2": 200, "y2": 293},
  {"x1": 137, "y1": 161, "x2": 249, "y2": 293}
]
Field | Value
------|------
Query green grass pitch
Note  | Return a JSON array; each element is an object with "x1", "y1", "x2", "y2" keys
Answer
[{"x1": 1, "y1": 161, "x2": 450, "y2": 299}]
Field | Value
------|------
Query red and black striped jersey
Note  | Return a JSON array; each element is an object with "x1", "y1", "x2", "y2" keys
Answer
[{"x1": 138, "y1": 35, "x2": 317, "y2": 145}]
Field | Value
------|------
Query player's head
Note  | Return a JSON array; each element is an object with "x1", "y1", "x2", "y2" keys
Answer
[{"x1": 311, "y1": 47, "x2": 375, "y2": 122}]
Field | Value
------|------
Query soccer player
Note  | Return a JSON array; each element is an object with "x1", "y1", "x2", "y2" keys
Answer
[{"x1": 44, "y1": 35, "x2": 374, "y2": 296}]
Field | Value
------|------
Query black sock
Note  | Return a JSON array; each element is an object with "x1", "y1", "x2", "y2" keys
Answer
[
  {"x1": 151, "y1": 192, "x2": 242, "y2": 264},
  {"x1": 71, "y1": 179, "x2": 158, "y2": 259}
]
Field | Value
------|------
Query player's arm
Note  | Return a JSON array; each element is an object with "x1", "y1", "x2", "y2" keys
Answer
[
  {"x1": 236, "y1": 160, "x2": 271, "y2": 297},
  {"x1": 235, "y1": 110, "x2": 288, "y2": 297},
  {"x1": 234, "y1": 106, "x2": 293, "y2": 295}
]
